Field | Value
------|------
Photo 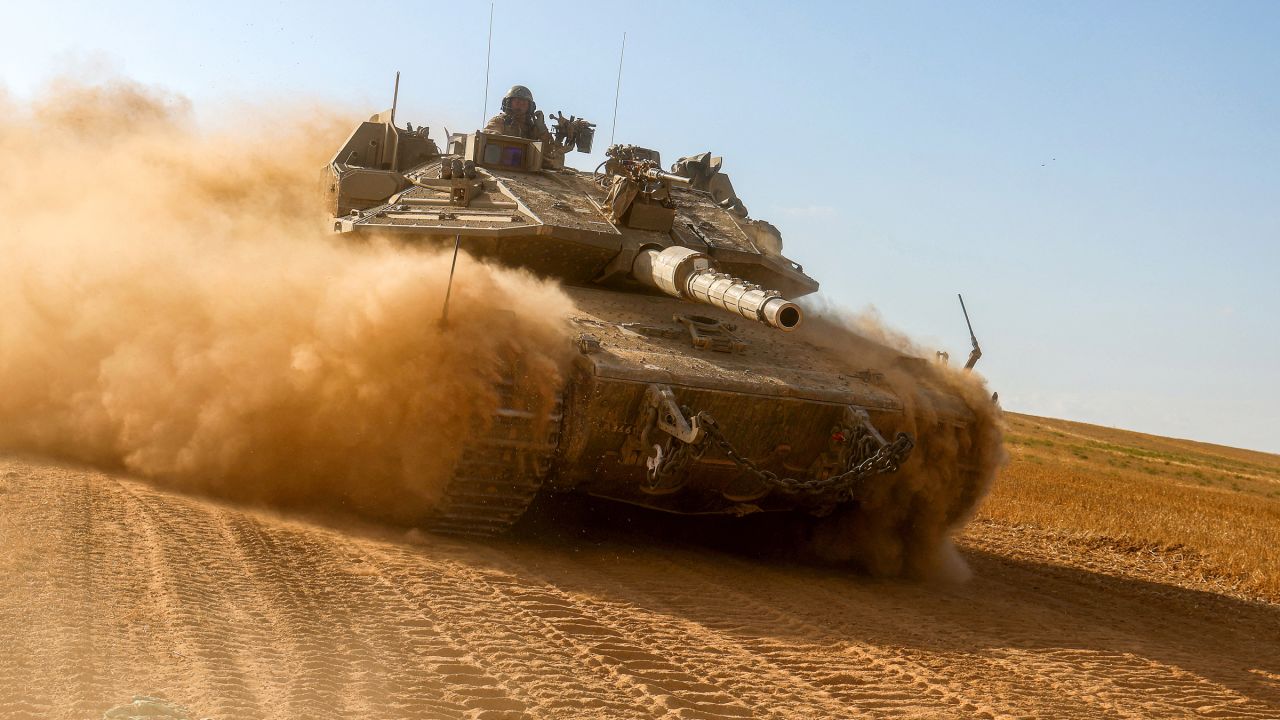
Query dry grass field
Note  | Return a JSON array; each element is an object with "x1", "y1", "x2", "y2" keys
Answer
[{"x1": 963, "y1": 412, "x2": 1280, "y2": 603}]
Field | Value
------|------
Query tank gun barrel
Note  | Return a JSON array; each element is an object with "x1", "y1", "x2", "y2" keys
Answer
[
  {"x1": 631, "y1": 246, "x2": 802, "y2": 331},
  {"x1": 641, "y1": 167, "x2": 692, "y2": 186}
]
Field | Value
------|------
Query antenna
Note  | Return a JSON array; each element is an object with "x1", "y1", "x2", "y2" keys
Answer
[
  {"x1": 481, "y1": 1, "x2": 495, "y2": 127},
  {"x1": 958, "y1": 293, "x2": 983, "y2": 371},
  {"x1": 390, "y1": 71, "x2": 400, "y2": 126},
  {"x1": 609, "y1": 32, "x2": 626, "y2": 146},
  {"x1": 440, "y1": 235, "x2": 464, "y2": 328},
  {"x1": 387, "y1": 71, "x2": 402, "y2": 172},
  {"x1": 958, "y1": 294, "x2": 976, "y2": 341}
]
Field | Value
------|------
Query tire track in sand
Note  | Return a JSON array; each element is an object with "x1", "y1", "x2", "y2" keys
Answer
[
  {"x1": 219, "y1": 515, "x2": 499, "y2": 719},
  {"x1": 358, "y1": 541, "x2": 672, "y2": 719},
  {"x1": 0, "y1": 465, "x2": 59, "y2": 720},
  {"x1": 114, "y1": 479, "x2": 283, "y2": 718},
  {"x1": 427, "y1": 549, "x2": 767, "y2": 719},
  {"x1": 459, "y1": 543, "x2": 869, "y2": 719},
  {"x1": 489, "y1": 542, "x2": 995, "y2": 719}
]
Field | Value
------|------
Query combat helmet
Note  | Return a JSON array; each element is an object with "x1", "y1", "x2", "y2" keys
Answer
[{"x1": 501, "y1": 85, "x2": 536, "y2": 114}]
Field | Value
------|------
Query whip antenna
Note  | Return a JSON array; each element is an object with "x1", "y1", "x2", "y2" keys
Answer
[
  {"x1": 390, "y1": 71, "x2": 400, "y2": 126},
  {"x1": 440, "y1": 235, "x2": 464, "y2": 328},
  {"x1": 388, "y1": 71, "x2": 402, "y2": 172},
  {"x1": 609, "y1": 32, "x2": 626, "y2": 146},
  {"x1": 958, "y1": 293, "x2": 983, "y2": 371},
  {"x1": 481, "y1": 1, "x2": 495, "y2": 127}
]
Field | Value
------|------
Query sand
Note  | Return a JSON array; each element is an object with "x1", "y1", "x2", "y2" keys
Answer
[{"x1": 2, "y1": 455, "x2": 1277, "y2": 719}]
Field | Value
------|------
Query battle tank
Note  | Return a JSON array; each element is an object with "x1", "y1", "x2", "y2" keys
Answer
[{"x1": 324, "y1": 99, "x2": 990, "y2": 536}]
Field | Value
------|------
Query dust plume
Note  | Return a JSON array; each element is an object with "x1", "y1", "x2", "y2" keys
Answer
[
  {"x1": 0, "y1": 78, "x2": 573, "y2": 521},
  {"x1": 796, "y1": 302, "x2": 1006, "y2": 581}
]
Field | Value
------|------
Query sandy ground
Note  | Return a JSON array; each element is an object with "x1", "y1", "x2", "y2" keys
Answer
[{"x1": 2, "y1": 456, "x2": 1278, "y2": 720}]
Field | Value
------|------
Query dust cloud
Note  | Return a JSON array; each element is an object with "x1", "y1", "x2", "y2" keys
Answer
[
  {"x1": 0, "y1": 78, "x2": 572, "y2": 522},
  {"x1": 796, "y1": 303, "x2": 1006, "y2": 581}
]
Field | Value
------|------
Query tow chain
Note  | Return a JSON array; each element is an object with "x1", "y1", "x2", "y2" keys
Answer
[
  {"x1": 646, "y1": 434, "x2": 710, "y2": 491},
  {"x1": 660, "y1": 412, "x2": 915, "y2": 500}
]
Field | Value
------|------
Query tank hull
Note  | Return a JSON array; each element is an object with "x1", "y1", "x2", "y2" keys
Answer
[{"x1": 545, "y1": 286, "x2": 981, "y2": 517}]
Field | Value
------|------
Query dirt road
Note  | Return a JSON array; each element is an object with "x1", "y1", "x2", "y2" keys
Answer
[{"x1": 2, "y1": 456, "x2": 1278, "y2": 719}]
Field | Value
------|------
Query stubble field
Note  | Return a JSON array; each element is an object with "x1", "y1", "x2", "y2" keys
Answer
[{"x1": 970, "y1": 412, "x2": 1280, "y2": 603}]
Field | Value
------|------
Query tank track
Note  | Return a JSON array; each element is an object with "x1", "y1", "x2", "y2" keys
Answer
[{"x1": 426, "y1": 381, "x2": 562, "y2": 536}]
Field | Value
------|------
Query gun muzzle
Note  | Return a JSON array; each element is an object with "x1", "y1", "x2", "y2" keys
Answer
[
  {"x1": 641, "y1": 167, "x2": 693, "y2": 186},
  {"x1": 631, "y1": 246, "x2": 803, "y2": 331}
]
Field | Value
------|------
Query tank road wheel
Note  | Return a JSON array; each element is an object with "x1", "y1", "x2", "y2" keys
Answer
[{"x1": 425, "y1": 378, "x2": 563, "y2": 537}]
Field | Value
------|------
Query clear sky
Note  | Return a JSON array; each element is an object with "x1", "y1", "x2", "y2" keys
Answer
[{"x1": 4, "y1": 1, "x2": 1277, "y2": 452}]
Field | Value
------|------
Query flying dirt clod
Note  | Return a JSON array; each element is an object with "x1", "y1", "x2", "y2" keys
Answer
[{"x1": 324, "y1": 89, "x2": 1004, "y2": 574}]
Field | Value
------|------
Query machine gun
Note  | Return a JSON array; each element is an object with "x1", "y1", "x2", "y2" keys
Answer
[
  {"x1": 550, "y1": 111, "x2": 596, "y2": 153},
  {"x1": 600, "y1": 144, "x2": 690, "y2": 187},
  {"x1": 596, "y1": 144, "x2": 692, "y2": 229},
  {"x1": 958, "y1": 293, "x2": 982, "y2": 371}
]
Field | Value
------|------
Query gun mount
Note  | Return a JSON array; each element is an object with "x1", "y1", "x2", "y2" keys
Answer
[
  {"x1": 593, "y1": 144, "x2": 693, "y2": 231},
  {"x1": 550, "y1": 111, "x2": 596, "y2": 153}
]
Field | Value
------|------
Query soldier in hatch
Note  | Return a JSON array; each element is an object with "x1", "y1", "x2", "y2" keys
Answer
[
  {"x1": 484, "y1": 85, "x2": 553, "y2": 142},
  {"x1": 484, "y1": 84, "x2": 577, "y2": 169}
]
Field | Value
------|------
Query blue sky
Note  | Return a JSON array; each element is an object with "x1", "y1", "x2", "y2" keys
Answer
[{"x1": 4, "y1": 1, "x2": 1277, "y2": 452}]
